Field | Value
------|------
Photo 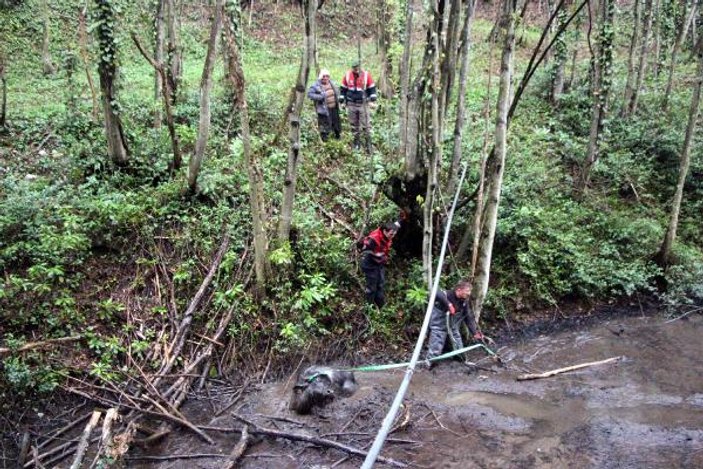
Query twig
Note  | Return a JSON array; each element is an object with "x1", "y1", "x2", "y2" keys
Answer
[
  {"x1": 321, "y1": 173, "x2": 366, "y2": 207},
  {"x1": 338, "y1": 408, "x2": 363, "y2": 433},
  {"x1": 157, "y1": 234, "x2": 230, "y2": 380},
  {"x1": 255, "y1": 414, "x2": 305, "y2": 426},
  {"x1": 664, "y1": 307, "x2": 702, "y2": 324},
  {"x1": 69, "y1": 410, "x2": 102, "y2": 469},
  {"x1": 423, "y1": 404, "x2": 463, "y2": 437},
  {"x1": 516, "y1": 356, "x2": 622, "y2": 381},
  {"x1": 125, "y1": 454, "x2": 243, "y2": 462},
  {"x1": 0, "y1": 336, "x2": 81, "y2": 355},
  {"x1": 390, "y1": 404, "x2": 411, "y2": 434},
  {"x1": 203, "y1": 416, "x2": 408, "y2": 468}
]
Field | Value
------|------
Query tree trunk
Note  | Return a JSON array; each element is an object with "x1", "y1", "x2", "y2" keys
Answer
[
  {"x1": 78, "y1": 8, "x2": 100, "y2": 121},
  {"x1": 438, "y1": 0, "x2": 462, "y2": 130},
  {"x1": 471, "y1": 0, "x2": 516, "y2": 323},
  {"x1": 41, "y1": 0, "x2": 56, "y2": 76},
  {"x1": 446, "y1": 0, "x2": 477, "y2": 197},
  {"x1": 132, "y1": 34, "x2": 182, "y2": 170},
  {"x1": 622, "y1": 0, "x2": 642, "y2": 116},
  {"x1": 577, "y1": 0, "x2": 614, "y2": 192},
  {"x1": 94, "y1": 0, "x2": 129, "y2": 164},
  {"x1": 663, "y1": 1, "x2": 697, "y2": 111},
  {"x1": 399, "y1": 0, "x2": 414, "y2": 167},
  {"x1": 154, "y1": 0, "x2": 166, "y2": 128},
  {"x1": 377, "y1": 0, "x2": 394, "y2": 98},
  {"x1": 627, "y1": 0, "x2": 653, "y2": 116},
  {"x1": 651, "y1": 0, "x2": 661, "y2": 77},
  {"x1": 551, "y1": 4, "x2": 569, "y2": 104},
  {"x1": 0, "y1": 54, "x2": 6, "y2": 128},
  {"x1": 423, "y1": 0, "x2": 444, "y2": 287},
  {"x1": 278, "y1": 0, "x2": 316, "y2": 243},
  {"x1": 655, "y1": 32, "x2": 703, "y2": 268},
  {"x1": 166, "y1": 0, "x2": 182, "y2": 104},
  {"x1": 188, "y1": 0, "x2": 223, "y2": 192},
  {"x1": 223, "y1": 7, "x2": 270, "y2": 293}
]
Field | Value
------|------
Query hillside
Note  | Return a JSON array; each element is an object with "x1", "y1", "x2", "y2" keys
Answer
[{"x1": 1, "y1": 0, "x2": 702, "y2": 466}]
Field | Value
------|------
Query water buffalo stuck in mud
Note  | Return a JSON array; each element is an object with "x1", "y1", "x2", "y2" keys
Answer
[{"x1": 289, "y1": 366, "x2": 358, "y2": 415}]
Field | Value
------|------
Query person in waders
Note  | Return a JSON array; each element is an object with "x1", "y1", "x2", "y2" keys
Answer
[
  {"x1": 359, "y1": 221, "x2": 399, "y2": 308},
  {"x1": 425, "y1": 280, "x2": 485, "y2": 369}
]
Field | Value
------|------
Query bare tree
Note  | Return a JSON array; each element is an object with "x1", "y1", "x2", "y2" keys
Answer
[
  {"x1": 93, "y1": 0, "x2": 129, "y2": 164},
  {"x1": 132, "y1": 34, "x2": 182, "y2": 171},
  {"x1": 655, "y1": 30, "x2": 703, "y2": 268},
  {"x1": 550, "y1": 2, "x2": 569, "y2": 104},
  {"x1": 278, "y1": 0, "x2": 316, "y2": 243},
  {"x1": 78, "y1": 7, "x2": 100, "y2": 121},
  {"x1": 651, "y1": 0, "x2": 662, "y2": 76},
  {"x1": 622, "y1": 0, "x2": 642, "y2": 115},
  {"x1": 577, "y1": 0, "x2": 614, "y2": 192},
  {"x1": 377, "y1": 0, "x2": 395, "y2": 98},
  {"x1": 471, "y1": 0, "x2": 517, "y2": 323},
  {"x1": 446, "y1": 0, "x2": 477, "y2": 197},
  {"x1": 663, "y1": 0, "x2": 698, "y2": 111},
  {"x1": 166, "y1": 0, "x2": 182, "y2": 104},
  {"x1": 154, "y1": 0, "x2": 166, "y2": 128},
  {"x1": 41, "y1": 0, "x2": 57, "y2": 76},
  {"x1": 627, "y1": 0, "x2": 654, "y2": 116},
  {"x1": 398, "y1": 0, "x2": 414, "y2": 170},
  {"x1": 223, "y1": 2, "x2": 270, "y2": 293},
  {"x1": 0, "y1": 52, "x2": 6, "y2": 128},
  {"x1": 188, "y1": 0, "x2": 223, "y2": 192}
]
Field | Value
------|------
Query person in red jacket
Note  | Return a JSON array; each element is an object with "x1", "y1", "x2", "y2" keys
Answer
[
  {"x1": 340, "y1": 60, "x2": 377, "y2": 153},
  {"x1": 359, "y1": 221, "x2": 399, "y2": 308}
]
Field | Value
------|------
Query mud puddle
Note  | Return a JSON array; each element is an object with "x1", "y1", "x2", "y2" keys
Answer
[{"x1": 133, "y1": 311, "x2": 703, "y2": 468}]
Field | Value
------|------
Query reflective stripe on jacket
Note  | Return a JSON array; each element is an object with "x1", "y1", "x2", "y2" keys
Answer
[{"x1": 340, "y1": 70, "x2": 377, "y2": 104}]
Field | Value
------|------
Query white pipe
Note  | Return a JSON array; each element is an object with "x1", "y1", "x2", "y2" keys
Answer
[{"x1": 361, "y1": 161, "x2": 469, "y2": 468}]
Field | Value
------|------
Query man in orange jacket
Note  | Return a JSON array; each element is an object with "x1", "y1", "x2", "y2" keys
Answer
[{"x1": 340, "y1": 60, "x2": 377, "y2": 153}]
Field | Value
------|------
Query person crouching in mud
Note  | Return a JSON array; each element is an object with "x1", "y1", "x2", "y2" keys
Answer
[
  {"x1": 359, "y1": 221, "x2": 400, "y2": 308},
  {"x1": 425, "y1": 280, "x2": 485, "y2": 369}
]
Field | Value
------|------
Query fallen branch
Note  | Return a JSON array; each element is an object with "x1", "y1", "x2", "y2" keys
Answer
[
  {"x1": 664, "y1": 307, "x2": 703, "y2": 324},
  {"x1": 157, "y1": 234, "x2": 230, "y2": 379},
  {"x1": 202, "y1": 415, "x2": 408, "y2": 468},
  {"x1": 516, "y1": 356, "x2": 622, "y2": 381},
  {"x1": 100, "y1": 408, "x2": 120, "y2": 460},
  {"x1": 300, "y1": 176, "x2": 358, "y2": 237},
  {"x1": 0, "y1": 336, "x2": 81, "y2": 356},
  {"x1": 125, "y1": 454, "x2": 242, "y2": 462},
  {"x1": 69, "y1": 410, "x2": 101, "y2": 469},
  {"x1": 222, "y1": 425, "x2": 249, "y2": 469}
]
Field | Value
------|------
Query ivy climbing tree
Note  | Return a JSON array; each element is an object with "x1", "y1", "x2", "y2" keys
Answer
[
  {"x1": 577, "y1": 0, "x2": 614, "y2": 192},
  {"x1": 93, "y1": 0, "x2": 129, "y2": 164}
]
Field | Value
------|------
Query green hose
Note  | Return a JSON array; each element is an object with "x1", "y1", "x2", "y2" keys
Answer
[{"x1": 305, "y1": 343, "x2": 497, "y2": 382}]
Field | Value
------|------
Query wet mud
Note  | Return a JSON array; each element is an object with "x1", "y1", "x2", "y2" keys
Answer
[{"x1": 133, "y1": 311, "x2": 703, "y2": 468}]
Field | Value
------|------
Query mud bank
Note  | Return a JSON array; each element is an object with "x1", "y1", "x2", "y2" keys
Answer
[{"x1": 130, "y1": 310, "x2": 703, "y2": 468}]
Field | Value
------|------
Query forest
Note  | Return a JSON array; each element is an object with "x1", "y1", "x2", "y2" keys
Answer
[{"x1": 1, "y1": 0, "x2": 702, "y2": 466}]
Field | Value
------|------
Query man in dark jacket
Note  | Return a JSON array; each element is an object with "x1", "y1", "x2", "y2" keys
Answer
[
  {"x1": 425, "y1": 280, "x2": 484, "y2": 367},
  {"x1": 340, "y1": 60, "x2": 377, "y2": 152},
  {"x1": 359, "y1": 221, "x2": 399, "y2": 308},
  {"x1": 307, "y1": 69, "x2": 341, "y2": 141}
]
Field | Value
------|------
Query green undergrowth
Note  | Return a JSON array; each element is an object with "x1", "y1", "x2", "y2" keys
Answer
[{"x1": 1, "y1": 0, "x2": 702, "y2": 401}]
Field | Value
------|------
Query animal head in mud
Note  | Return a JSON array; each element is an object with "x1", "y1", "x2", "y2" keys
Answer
[{"x1": 289, "y1": 366, "x2": 358, "y2": 415}]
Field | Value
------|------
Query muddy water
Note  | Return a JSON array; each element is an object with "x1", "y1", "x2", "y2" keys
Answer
[{"x1": 137, "y1": 312, "x2": 703, "y2": 468}]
